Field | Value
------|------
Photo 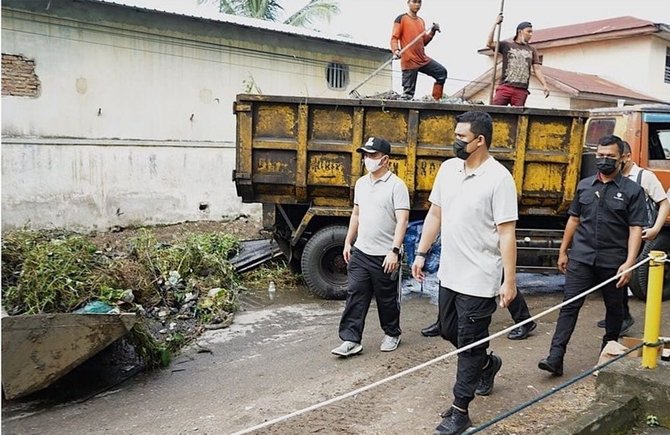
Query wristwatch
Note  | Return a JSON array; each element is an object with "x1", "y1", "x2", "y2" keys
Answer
[
  {"x1": 392, "y1": 246, "x2": 401, "y2": 255},
  {"x1": 415, "y1": 251, "x2": 427, "y2": 258}
]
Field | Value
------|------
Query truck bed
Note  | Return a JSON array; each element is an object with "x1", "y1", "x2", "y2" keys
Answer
[{"x1": 233, "y1": 94, "x2": 589, "y2": 217}]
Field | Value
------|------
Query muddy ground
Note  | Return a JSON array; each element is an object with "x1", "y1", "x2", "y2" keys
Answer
[{"x1": 3, "y1": 218, "x2": 670, "y2": 434}]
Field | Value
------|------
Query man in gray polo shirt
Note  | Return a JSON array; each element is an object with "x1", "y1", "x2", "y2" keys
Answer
[
  {"x1": 332, "y1": 137, "x2": 410, "y2": 357},
  {"x1": 412, "y1": 111, "x2": 518, "y2": 435}
]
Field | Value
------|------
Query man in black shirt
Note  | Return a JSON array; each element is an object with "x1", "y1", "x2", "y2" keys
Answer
[{"x1": 538, "y1": 135, "x2": 647, "y2": 376}]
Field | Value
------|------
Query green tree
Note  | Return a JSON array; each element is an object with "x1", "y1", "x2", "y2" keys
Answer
[{"x1": 201, "y1": 0, "x2": 340, "y2": 28}]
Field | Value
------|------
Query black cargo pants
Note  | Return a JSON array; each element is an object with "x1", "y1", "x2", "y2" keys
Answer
[
  {"x1": 401, "y1": 59, "x2": 447, "y2": 98},
  {"x1": 338, "y1": 247, "x2": 401, "y2": 343},
  {"x1": 438, "y1": 285, "x2": 497, "y2": 410}
]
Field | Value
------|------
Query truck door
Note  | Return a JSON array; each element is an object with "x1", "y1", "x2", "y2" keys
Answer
[{"x1": 641, "y1": 112, "x2": 670, "y2": 191}]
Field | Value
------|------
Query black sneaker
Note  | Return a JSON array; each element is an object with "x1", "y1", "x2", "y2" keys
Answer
[
  {"x1": 620, "y1": 316, "x2": 635, "y2": 336},
  {"x1": 538, "y1": 357, "x2": 563, "y2": 376},
  {"x1": 475, "y1": 352, "x2": 502, "y2": 396},
  {"x1": 434, "y1": 407, "x2": 472, "y2": 435},
  {"x1": 598, "y1": 316, "x2": 635, "y2": 334}
]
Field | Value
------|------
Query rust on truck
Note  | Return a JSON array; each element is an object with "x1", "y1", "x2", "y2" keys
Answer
[
  {"x1": 234, "y1": 95, "x2": 670, "y2": 301},
  {"x1": 233, "y1": 94, "x2": 589, "y2": 299},
  {"x1": 234, "y1": 94, "x2": 587, "y2": 219}
]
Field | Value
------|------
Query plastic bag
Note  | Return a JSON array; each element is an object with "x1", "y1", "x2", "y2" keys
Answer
[{"x1": 403, "y1": 220, "x2": 441, "y2": 273}]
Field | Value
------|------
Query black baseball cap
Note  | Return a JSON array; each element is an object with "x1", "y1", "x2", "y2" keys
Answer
[
  {"x1": 517, "y1": 21, "x2": 532, "y2": 32},
  {"x1": 357, "y1": 137, "x2": 391, "y2": 155}
]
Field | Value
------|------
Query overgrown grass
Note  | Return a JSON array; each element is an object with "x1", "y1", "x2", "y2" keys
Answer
[
  {"x1": 240, "y1": 259, "x2": 302, "y2": 290},
  {"x1": 1, "y1": 228, "x2": 243, "y2": 369},
  {"x1": 2, "y1": 232, "x2": 119, "y2": 314}
]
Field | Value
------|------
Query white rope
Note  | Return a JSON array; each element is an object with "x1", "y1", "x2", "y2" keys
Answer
[{"x1": 229, "y1": 255, "x2": 653, "y2": 435}]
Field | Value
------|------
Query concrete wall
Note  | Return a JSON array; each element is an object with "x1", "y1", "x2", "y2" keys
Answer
[{"x1": 1, "y1": 1, "x2": 390, "y2": 231}]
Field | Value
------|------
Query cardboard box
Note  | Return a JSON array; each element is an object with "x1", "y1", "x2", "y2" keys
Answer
[{"x1": 621, "y1": 336, "x2": 670, "y2": 359}]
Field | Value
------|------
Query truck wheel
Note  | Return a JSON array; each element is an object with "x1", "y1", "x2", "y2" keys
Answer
[
  {"x1": 301, "y1": 226, "x2": 348, "y2": 300},
  {"x1": 630, "y1": 231, "x2": 670, "y2": 302}
]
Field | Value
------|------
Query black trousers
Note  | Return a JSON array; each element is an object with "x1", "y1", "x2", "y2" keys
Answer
[
  {"x1": 401, "y1": 59, "x2": 447, "y2": 98},
  {"x1": 338, "y1": 248, "x2": 401, "y2": 343},
  {"x1": 438, "y1": 286, "x2": 497, "y2": 410},
  {"x1": 549, "y1": 259, "x2": 624, "y2": 361},
  {"x1": 508, "y1": 291, "x2": 532, "y2": 323},
  {"x1": 429, "y1": 283, "x2": 530, "y2": 325}
]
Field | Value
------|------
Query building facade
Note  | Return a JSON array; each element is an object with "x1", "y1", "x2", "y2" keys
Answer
[
  {"x1": 1, "y1": 0, "x2": 390, "y2": 231},
  {"x1": 455, "y1": 17, "x2": 670, "y2": 109}
]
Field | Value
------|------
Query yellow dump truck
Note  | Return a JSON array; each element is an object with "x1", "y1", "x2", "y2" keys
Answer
[{"x1": 233, "y1": 94, "x2": 670, "y2": 301}]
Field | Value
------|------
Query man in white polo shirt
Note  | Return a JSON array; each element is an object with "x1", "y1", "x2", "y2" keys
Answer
[
  {"x1": 332, "y1": 137, "x2": 410, "y2": 357},
  {"x1": 412, "y1": 111, "x2": 518, "y2": 435}
]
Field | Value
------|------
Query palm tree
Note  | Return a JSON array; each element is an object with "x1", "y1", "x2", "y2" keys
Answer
[{"x1": 200, "y1": 0, "x2": 340, "y2": 28}]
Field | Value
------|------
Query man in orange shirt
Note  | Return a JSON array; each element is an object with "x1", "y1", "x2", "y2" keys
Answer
[{"x1": 390, "y1": 0, "x2": 447, "y2": 101}]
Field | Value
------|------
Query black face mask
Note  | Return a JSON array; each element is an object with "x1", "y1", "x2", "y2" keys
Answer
[
  {"x1": 453, "y1": 137, "x2": 477, "y2": 160},
  {"x1": 596, "y1": 157, "x2": 619, "y2": 175}
]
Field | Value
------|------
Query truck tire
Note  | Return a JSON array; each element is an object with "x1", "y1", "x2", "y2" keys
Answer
[
  {"x1": 301, "y1": 226, "x2": 348, "y2": 300},
  {"x1": 630, "y1": 231, "x2": 670, "y2": 302}
]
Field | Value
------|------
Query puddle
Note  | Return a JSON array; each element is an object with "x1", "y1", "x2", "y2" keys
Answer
[{"x1": 238, "y1": 284, "x2": 320, "y2": 311}]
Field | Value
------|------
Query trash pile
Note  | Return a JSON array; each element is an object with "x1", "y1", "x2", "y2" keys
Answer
[{"x1": 1, "y1": 228, "x2": 243, "y2": 368}]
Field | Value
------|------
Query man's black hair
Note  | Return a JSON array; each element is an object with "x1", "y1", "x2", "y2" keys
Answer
[
  {"x1": 622, "y1": 140, "x2": 631, "y2": 154},
  {"x1": 456, "y1": 111, "x2": 493, "y2": 147},
  {"x1": 598, "y1": 134, "x2": 624, "y2": 155}
]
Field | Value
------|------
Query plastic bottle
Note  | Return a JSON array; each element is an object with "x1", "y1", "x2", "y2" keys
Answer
[{"x1": 268, "y1": 281, "x2": 276, "y2": 301}]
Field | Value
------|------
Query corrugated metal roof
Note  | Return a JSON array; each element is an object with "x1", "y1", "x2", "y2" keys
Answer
[
  {"x1": 541, "y1": 66, "x2": 659, "y2": 101},
  {"x1": 451, "y1": 65, "x2": 664, "y2": 103},
  {"x1": 529, "y1": 16, "x2": 658, "y2": 44},
  {"x1": 479, "y1": 16, "x2": 666, "y2": 55},
  {"x1": 86, "y1": 0, "x2": 388, "y2": 52}
]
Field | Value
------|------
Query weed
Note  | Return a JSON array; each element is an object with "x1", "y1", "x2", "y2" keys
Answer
[
  {"x1": 1, "y1": 227, "x2": 245, "y2": 371},
  {"x1": 2, "y1": 234, "x2": 122, "y2": 314},
  {"x1": 240, "y1": 259, "x2": 302, "y2": 290}
]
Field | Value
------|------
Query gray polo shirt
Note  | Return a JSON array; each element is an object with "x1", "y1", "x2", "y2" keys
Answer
[
  {"x1": 354, "y1": 171, "x2": 410, "y2": 256},
  {"x1": 429, "y1": 157, "x2": 518, "y2": 298}
]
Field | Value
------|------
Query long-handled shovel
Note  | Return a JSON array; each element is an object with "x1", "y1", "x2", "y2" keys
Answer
[
  {"x1": 489, "y1": 0, "x2": 505, "y2": 104},
  {"x1": 349, "y1": 25, "x2": 438, "y2": 98}
]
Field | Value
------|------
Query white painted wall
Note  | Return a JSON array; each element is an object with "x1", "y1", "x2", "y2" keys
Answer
[
  {"x1": 1, "y1": 2, "x2": 390, "y2": 231},
  {"x1": 537, "y1": 36, "x2": 669, "y2": 102}
]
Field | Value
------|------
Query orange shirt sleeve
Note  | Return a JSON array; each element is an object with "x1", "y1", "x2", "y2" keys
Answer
[{"x1": 391, "y1": 20, "x2": 402, "y2": 52}]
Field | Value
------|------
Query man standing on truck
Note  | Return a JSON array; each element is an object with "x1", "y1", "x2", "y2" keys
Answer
[
  {"x1": 332, "y1": 137, "x2": 410, "y2": 357},
  {"x1": 412, "y1": 111, "x2": 518, "y2": 435},
  {"x1": 538, "y1": 135, "x2": 647, "y2": 377},
  {"x1": 391, "y1": 0, "x2": 447, "y2": 101},
  {"x1": 486, "y1": 14, "x2": 550, "y2": 106},
  {"x1": 594, "y1": 140, "x2": 670, "y2": 334}
]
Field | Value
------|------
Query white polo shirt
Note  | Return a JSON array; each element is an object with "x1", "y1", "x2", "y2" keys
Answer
[
  {"x1": 354, "y1": 171, "x2": 410, "y2": 256},
  {"x1": 429, "y1": 157, "x2": 518, "y2": 298},
  {"x1": 627, "y1": 163, "x2": 666, "y2": 203}
]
